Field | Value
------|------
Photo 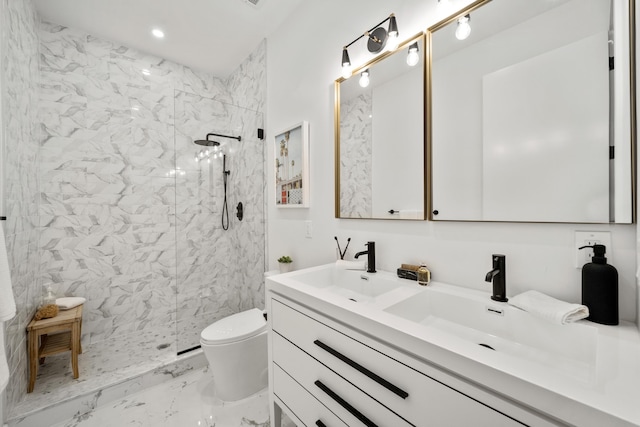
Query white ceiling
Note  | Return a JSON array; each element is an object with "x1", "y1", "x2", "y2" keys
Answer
[{"x1": 33, "y1": 0, "x2": 303, "y2": 78}]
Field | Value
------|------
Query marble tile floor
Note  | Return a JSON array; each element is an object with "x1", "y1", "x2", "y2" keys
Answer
[
  {"x1": 48, "y1": 366, "x2": 296, "y2": 427},
  {"x1": 9, "y1": 327, "x2": 204, "y2": 425}
]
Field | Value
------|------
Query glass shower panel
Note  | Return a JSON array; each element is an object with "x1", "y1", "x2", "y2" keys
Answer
[{"x1": 174, "y1": 90, "x2": 265, "y2": 353}]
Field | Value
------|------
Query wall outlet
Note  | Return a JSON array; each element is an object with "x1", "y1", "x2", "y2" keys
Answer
[
  {"x1": 304, "y1": 220, "x2": 313, "y2": 239},
  {"x1": 574, "y1": 231, "x2": 612, "y2": 268}
]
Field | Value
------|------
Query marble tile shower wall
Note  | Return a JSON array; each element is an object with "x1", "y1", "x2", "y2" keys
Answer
[
  {"x1": 174, "y1": 91, "x2": 264, "y2": 350},
  {"x1": 38, "y1": 22, "x2": 265, "y2": 355},
  {"x1": 1, "y1": 0, "x2": 41, "y2": 414},
  {"x1": 339, "y1": 93, "x2": 372, "y2": 217}
]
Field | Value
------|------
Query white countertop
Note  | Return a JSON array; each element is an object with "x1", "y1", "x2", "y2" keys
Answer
[{"x1": 266, "y1": 263, "x2": 640, "y2": 427}]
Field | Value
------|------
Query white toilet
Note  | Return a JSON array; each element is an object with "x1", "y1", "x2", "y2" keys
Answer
[{"x1": 200, "y1": 308, "x2": 268, "y2": 401}]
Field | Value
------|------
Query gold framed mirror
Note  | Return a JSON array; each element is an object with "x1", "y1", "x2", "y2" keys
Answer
[
  {"x1": 428, "y1": 0, "x2": 636, "y2": 223},
  {"x1": 335, "y1": 33, "x2": 427, "y2": 220}
]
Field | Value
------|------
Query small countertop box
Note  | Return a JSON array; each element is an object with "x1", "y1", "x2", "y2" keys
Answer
[{"x1": 26, "y1": 304, "x2": 83, "y2": 393}]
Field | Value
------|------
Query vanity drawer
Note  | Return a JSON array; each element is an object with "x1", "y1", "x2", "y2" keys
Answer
[
  {"x1": 272, "y1": 298, "x2": 524, "y2": 427},
  {"x1": 273, "y1": 364, "x2": 348, "y2": 427},
  {"x1": 274, "y1": 332, "x2": 412, "y2": 427}
]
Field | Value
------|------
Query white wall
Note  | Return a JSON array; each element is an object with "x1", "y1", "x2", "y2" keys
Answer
[{"x1": 266, "y1": 0, "x2": 637, "y2": 322}]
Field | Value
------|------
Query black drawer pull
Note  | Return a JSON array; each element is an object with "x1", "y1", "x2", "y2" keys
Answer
[
  {"x1": 314, "y1": 339, "x2": 409, "y2": 399},
  {"x1": 316, "y1": 421, "x2": 327, "y2": 427},
  {"x1": 315, "y1": 380, "x2": 378, "y2": 427}
]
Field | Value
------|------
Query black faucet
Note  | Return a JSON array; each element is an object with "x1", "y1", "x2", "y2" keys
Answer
[
  {"x1": 354, "y1": 241, "x2": 376, "y2": 273},
  {"x1": 485, "y1": 254, "x2": 508, "y2": 302}
]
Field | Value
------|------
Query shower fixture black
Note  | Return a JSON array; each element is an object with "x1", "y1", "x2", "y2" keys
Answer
[
  {"x1": 193, "y1": 132, "x2": 241, "y2": 231},
  {"x1": 194, "y1": 132, "x2": 241, "y2": 146},
  {"x1": 222, "y1": 154, "x2": 231, "y2": 231}
]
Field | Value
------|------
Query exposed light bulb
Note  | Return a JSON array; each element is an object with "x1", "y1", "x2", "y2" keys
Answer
[
  {"x1": 387, "y1": 14, "x2": 399, "y2": 43},
  {"x1": 151, "y1": 28, "x2": 165, "y2": 39},
  {"x1": 359, "y1": 70, "x2": 370, "y2": 88},
  {"x1": 341, "y1": 47, "x2": 352, "y2": 79},
  {"x1": 341, "y1": 64, "x2": 352, "y2": 79},
  {"x1": 406, "y1": 43, "x2": 419, "y2": 66},
  {"x1": 384, "y1": 14, "x2": 399, "y2": 52},
  {"x1": 455, "y1": 15, "x2": 471, "y2": 40},
  {"x1": 386, "y1": 32, "x2": 400, "y2": 52}
]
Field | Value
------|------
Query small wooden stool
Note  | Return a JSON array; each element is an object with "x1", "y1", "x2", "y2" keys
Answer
[{"x1": 26, "y1": 304, "x2": 83, "y2": 393}]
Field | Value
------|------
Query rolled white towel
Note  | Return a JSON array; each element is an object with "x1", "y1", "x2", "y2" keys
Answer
[
  {"x1": 335, "y1": 260, "x2": 366, "y2": 271},
  {"x1": 509, "y1": 290, "x2": 589, "y2": 325},
  {"x1": 56, "y1": 297, "x2": 86, "y2": 310}
]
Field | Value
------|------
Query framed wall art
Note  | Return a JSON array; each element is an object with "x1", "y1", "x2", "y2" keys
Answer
[{"x1": 274, "y1": 121, "x2": 309, "y2": 208}]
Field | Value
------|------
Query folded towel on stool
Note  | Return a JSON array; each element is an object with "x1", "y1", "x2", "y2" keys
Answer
[
  {"x1": 509, "y1": 290, "x2": 589, "y2": 325},
  {"x1": 335, "y1": 260, "x2": 366, "y2": 271},
  {"x1": 56, "y1": 297, "x2": 86, "y2": 310}
]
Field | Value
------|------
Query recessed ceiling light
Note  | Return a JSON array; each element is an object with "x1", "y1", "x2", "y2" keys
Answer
[{"x1": 151, "y1": 28, "x2": 165, "y2": 39}]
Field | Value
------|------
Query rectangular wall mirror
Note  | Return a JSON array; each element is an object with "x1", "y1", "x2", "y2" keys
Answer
[
  {"x1": 429, "y1": 0, "x2": 636, "y2": 223},
  {"x1": 335, "y1": 33, "x2": 427, "y2": 220}
]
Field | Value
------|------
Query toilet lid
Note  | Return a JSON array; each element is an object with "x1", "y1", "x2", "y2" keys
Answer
[{"x1": 201, "y1": 308, "x2": 267, "y2": 345}]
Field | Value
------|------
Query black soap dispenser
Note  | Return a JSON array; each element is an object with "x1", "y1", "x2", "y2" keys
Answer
[{"x1": 579, "y1": 244, "x2": 618, "y2": 325}]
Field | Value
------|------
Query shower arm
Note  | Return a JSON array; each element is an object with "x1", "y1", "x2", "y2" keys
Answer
[{"x1": 205, "y1": 132, "x2": 241, "y2": 142}]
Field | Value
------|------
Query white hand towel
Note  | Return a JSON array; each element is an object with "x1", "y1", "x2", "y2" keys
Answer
[
  {"x1": 0, "y1": 324, "x2": 9, "y2": 393},
  {"x1": 0, "y1": 225, "x2": 15, "y2": 322},
  {"x1": 56, "y1": 297, "x2": 86, "y2": 310},
  {"x1": 335, "y1": 260, "x2": 366, "y2": 271},
  {"x1": 509, "y1": 290, "x2": 589, "y2": 325}
]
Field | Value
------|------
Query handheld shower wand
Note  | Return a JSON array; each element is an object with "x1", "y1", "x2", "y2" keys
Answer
[{"x1": 222, "y1": 155, "x2": 230, "y2": 230}]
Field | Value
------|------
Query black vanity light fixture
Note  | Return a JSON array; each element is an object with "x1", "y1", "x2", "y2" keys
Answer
[{"x1": 341, "y1": 13, "x2": 399, "y2": 78}]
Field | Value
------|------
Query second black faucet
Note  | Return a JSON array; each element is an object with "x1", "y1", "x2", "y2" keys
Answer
[
  {"x1": 485, "y1": 254, "x2": 507, "y2": 302},
  {"x1": 354, "y1": 241, "x2": 376, "y2": 273}
]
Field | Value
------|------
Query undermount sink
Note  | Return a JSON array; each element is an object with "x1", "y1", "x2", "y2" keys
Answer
[
  {"x1": 279, "y1": 263, "x2": 415, "y2": 304},
  {"x1": 383, "y1": 283, "x2": 597, "y2": 380}
]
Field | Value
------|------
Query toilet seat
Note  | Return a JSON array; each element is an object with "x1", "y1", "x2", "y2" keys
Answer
[{"x1": 200, "y1": 308, "x2": 266, "y2": 345}]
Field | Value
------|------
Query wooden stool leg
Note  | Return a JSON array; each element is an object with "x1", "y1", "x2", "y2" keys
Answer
[
  {"x1": 38, "y1": 334, "x2": 48, "y2": 365},
  {"x1": 28, "y1": 332, "x2": 38, "y2": 393},
  {"x1": 71, "y1": 321, "x2": 80, "y2": 379}
]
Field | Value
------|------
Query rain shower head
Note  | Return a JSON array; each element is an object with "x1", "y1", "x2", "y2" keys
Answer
[
  {"x1": 194, "y1": 138, "x2": 220, "y2": 147},
  {"x1": 194, "y1": 132, "x2": 242, "y2": 147}
]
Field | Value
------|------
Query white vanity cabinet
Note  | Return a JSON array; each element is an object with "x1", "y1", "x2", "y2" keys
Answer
[{"x1": 268, "y1": 295, "x2": 550, "y2": 427}]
